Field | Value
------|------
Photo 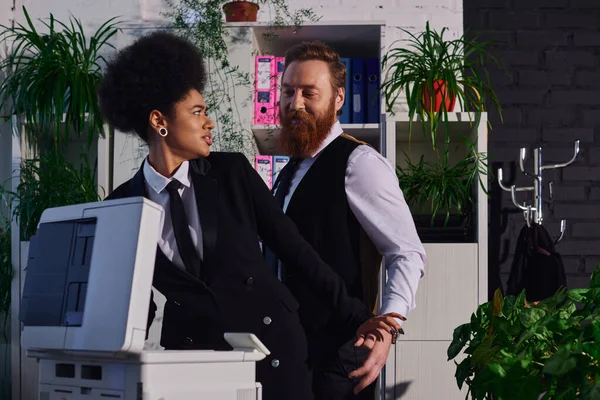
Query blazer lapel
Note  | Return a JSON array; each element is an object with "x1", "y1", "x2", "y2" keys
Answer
[
  {"x1": 190, "y1": 158, "x2": 218, "y2": 271},
  {"x1": 126, "y1": 160, "x2": 212, "y2": 288}
]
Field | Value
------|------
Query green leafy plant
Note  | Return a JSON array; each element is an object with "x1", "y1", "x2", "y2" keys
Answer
[
  {"x1": 12, "y1": 151, "x2": 102, "y2": 241},
  {"x1": 0, "y1": 8, "x2": 117, "y2": 241},
  {"x1": 448, "y1": 266, "x2": 600, "y2": 400},
  {"x1": 380, "y1": 21, "x2": 502, "y2": 148},
  {"x1": 0, "y1": 6, "x2": 120, "y2": 147},
  {"x1": 164, "y1": 0, "x2": 319, "y2": 159},
  {"x1": 396, "y1": 137, "x2": 489, "y2": 226}
]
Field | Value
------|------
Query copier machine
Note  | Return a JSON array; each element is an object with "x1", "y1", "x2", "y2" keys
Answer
[{"x1": 19, "y1": 196, "x2": 269, "y2": 399}]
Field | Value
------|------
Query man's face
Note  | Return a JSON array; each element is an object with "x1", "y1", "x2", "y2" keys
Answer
[{"x1": 279, "y1": 60, "x2": 344, "y2": 158}]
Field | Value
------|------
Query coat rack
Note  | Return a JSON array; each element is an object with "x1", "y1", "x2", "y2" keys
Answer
[{"x1": 497, "y1": 140, "x2": 580, "y2": 243}]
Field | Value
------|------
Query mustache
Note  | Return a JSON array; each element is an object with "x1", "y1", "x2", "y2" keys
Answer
[{"x1": 284, "y1": 109, "x2": 313, "y2": 122}]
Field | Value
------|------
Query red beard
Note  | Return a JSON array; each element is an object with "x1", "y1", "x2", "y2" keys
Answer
[{"x1": 279, "y1": 98, "x2": 337, "y2": 158}]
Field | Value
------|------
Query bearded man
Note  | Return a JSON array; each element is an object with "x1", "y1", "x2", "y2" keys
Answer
[{"x1": 264, "y1": 41, "x2": 427, "y2": 399}]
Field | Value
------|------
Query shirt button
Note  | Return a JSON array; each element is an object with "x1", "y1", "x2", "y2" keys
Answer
[
  {"x1": 263, "y1": 317, "x2": 272, "y2": 325},
  {"x1": 246, "y1": 277, "x2": 254, "y2": 285},
  {"x1": 184, "y1": 337, "x2": 193, "y2": 345},
  {"x1": 271, "y1": 359, "x2": 280, "y2": 368}
]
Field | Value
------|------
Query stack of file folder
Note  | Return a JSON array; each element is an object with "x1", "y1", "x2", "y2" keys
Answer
[{"x1": 253, "y1": 56, "x2": 380, "y2": 125}]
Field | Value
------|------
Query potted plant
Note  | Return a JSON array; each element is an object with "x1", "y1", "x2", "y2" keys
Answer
[
  {"x1": 0, "y1": 7, "x2": 119, "y2": 239},
  {"x1": 12, "y1": 152, "x2": 102, "y2": 240},
  {"x1": 380, "y1": 21, "x2": 503, "y2": 147},
  {"x1": 223, "y1": 1, "x2": 259, "y2": 22},
  {"x1": 221, "y1": 0, "x2": 310, "y2": 22},
  {"x1": 396, "y1": 137, "x2": 488, "y2": 238},
  {"x1": 448, "y1": 265, "x2": 600, "y2": 399},
  {"x1": 0, "y1": 6, "x2": 120, "y2": 147},
  {"x1": 381, "y1": 22, "x2": 502, "y2": 239}
]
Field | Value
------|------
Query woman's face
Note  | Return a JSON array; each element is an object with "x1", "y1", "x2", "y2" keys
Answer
[{"x1": 161, "y1": 89, "x2": 215, "y2": 159}]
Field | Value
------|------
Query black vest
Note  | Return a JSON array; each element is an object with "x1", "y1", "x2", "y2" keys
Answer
[{"x1": 283, "y1": 134, "x2": 382, "y2": 357}]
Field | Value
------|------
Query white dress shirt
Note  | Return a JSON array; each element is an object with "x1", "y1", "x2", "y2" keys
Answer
[
  {"x1": 281, "y1": 121, "x2": 426, "y2": 320},
  {"x1": 143, "y1": 159, "x2": 203, "y2": 271}
]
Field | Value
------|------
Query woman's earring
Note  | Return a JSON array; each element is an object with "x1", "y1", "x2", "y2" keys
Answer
[{"x1": 158, "y1": 127, "x2": 168, "y2": 137}]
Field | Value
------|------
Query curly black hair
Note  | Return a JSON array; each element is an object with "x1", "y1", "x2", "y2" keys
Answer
[{"x1": 97, "y1": 31, "x2": 207, "y2": 142}]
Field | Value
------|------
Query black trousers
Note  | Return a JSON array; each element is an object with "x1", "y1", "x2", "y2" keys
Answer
[{"x1": 311, "y1": 336, "x2": 377, "y2": 400}]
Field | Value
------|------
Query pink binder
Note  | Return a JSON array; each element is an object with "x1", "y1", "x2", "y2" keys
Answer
[
  {"x1": 254, "y1": 56, "x2": 275, "y2": 125},
  {"x1": 273, "y1": 57, "x2": 285, "y2": 125}
]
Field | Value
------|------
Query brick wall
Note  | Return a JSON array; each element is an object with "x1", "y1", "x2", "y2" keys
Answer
[{"x1": 464, "y1": 0, "x2": 600, "y2": 297}]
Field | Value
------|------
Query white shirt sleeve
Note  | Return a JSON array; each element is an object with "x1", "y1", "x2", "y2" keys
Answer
[{"x1": 345, "y1": 146, "x2": 426, "y2": 321}]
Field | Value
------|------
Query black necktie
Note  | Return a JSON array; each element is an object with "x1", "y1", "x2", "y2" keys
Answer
[
  {"x1": 166, "y1": 179, "x2": 202, "y2": 278},
  {"x1": 265, "y1": 157, "x2": 302, "y2": 276},
  {"x1": 274, "y1": 157, "x2": 302, "y2": 207}
]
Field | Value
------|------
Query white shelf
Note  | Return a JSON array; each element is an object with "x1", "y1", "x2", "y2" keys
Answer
[
  {"x1": 225, "y1": 20, "x2": 386, "y2": 28},
  {"x1": 392, "y1": 111, "x2": 484, "y2": 122},
  {"x1": 226, "y1": 21, "x2": 385, "y2": 57},
  {"x1": 393, "y1": 112, "x2": 487, "y2": 143},
  {"x1": 251, "y1": 123, "x2": 380, "y2": 155}
]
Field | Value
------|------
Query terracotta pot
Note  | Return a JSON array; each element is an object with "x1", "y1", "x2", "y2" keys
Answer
[
  {"x1": 422, "y1": 79, "x2": 456, "y2": 112},
  {"x1": 223, "y1": 1, "x2": 259, "y2": 22}
]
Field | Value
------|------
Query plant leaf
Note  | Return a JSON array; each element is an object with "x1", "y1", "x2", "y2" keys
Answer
[
  {"x1": 454, "y1": 358, "x2": 472, "y2": 389},
  {"x1": 543, "y1": 347, "x2": 577, "y2": 376},
  {"x1": 448, "y1": 323, "x2": 471, "y2": 360},
  {"x1": 590, "y1": 264, "x2": 600, "y2": 288},
  {"x1": 520, "y1": 308, "x2": 546, "y2": 328},
  {"x1": 581, "y1": 383, "x2": 600, "y2": 400},
  {"x1": 487, "y1": 363, "x2": 506, "y2": 378},
  {"x1": 492, "y1": 288, "x2": 503, "y2": 317},
  {"x1": 472, "y1": 335, "x2": 497, "y2": 367},
  {"x1": 566, "y1": 288, "x2": 589, "y2": 302}
]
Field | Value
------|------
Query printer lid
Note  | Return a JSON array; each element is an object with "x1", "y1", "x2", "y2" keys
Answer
[{"x1": 20, "y1": 197, "x2": 164, "y2": 355}]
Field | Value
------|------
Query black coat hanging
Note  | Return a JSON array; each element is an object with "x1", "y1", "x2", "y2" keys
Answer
[{"x1": 505, "y1": 222, "x2": 567, "y2": 302}]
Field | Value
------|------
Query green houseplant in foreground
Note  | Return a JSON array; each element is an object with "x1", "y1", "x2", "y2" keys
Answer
[{"x1": 448, "y1": 266, "x2": 600, "y2": 399}]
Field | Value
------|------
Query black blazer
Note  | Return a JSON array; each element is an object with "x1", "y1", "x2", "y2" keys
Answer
[{"x1": 105, "y1": 152, "x2": 371, "y2": 400}]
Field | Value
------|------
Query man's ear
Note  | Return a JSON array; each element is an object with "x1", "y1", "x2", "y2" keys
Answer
[{"x1": 335, "y1": 87, "x2": 345, "y2": 114}]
